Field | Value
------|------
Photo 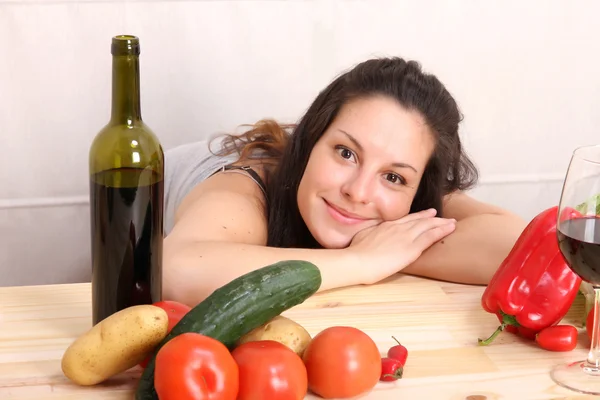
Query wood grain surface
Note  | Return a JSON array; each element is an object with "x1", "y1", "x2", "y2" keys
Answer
[{"x1": 1, "y1": 274, "x2": 597, "y2": 399}]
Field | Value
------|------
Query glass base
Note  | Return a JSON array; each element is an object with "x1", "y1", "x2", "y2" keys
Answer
[{"x1": 551, "y1": 360, "x2": 600, "y2": 395}]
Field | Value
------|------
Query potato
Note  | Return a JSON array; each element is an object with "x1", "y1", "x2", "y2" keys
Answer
[
  {"x1": 237, "y1": 315, "x2": 312, "y2": 357},
  {"x1": 61, "y1": 304, "x2": 169, "y2": 386}
]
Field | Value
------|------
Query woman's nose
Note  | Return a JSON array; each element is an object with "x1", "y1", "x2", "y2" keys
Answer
[{"x1": 341, "y1": 172, "x2": 373, "y2": 204}]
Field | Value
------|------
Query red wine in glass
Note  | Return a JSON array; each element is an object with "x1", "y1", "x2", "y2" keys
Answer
[{"x1": 558, "y1": 216, "x2": 600, "y2": 286}]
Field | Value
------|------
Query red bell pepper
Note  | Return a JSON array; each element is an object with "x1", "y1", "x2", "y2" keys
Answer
[{"x1": 478, "y1": 206, "x2": 582, "y2": 345}]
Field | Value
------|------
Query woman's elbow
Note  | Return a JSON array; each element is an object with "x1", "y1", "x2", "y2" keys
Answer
[
  {"x1": 161, "y1": 256, "x2": 192, "y2": 306},
  {"x1": 161, "y1": 239, "x2": 209, "y2": 307},
  {"x1": 500, "y1": 213, "x2": 528, "y2": 247},
  {"x1": 484, "y1": 213, "x2": 528, "y2": 280}
]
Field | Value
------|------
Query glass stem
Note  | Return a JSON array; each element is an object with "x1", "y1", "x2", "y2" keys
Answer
[{"x1": 586, "y1": 288, "x2": 600, "y2": 369}]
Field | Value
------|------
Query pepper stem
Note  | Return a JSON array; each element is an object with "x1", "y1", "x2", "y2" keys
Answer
[
  {"x1": 478, "y1": 311, "x2": 520, "y2": 346},
  {"x1": 477, "y1": 323, "x2": 506, "y2": 346},
  {"x1": 382, "y1": 366, "x2": 404, "y2": 380}
]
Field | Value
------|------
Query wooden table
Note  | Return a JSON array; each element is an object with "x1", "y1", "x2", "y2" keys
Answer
[{"x1": 1, "y1": 274, "x2": 598, "y2": 399}]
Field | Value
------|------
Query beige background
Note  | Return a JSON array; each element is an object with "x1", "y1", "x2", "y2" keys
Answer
[{"x1": 1, "y1": 0, "x2": 599, "y2": 286}]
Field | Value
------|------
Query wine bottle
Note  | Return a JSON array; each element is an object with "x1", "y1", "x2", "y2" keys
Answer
[{"x1": 89, "y1": 35, "x2": 164, "y2": 325}]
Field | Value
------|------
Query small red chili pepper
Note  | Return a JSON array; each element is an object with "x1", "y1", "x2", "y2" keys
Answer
[
  {"x1": 380, "y1": 357, "x2": 404, "y2": 381},
  {"x1": 535, "y1": 325, "x2": 578, "y2": 352},
  {"x1": 387, "y1": 336, "x2": 408, "y2": 365}
]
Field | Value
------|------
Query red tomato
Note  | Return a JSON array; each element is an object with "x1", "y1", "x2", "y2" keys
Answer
[
  {"x1": 155, "y1": 332, "x2": 239, "y2": 400},
  {"x1": 232, "y1": 340, "x2": 307, "y2": 400},
  {"x1": 387, "y1": 336, "x2": 408, "y2": 365},
  {"x1": 380, "y1": 357, "x2": 403, "y2": 381},
  {"x1": 535, "y1": 325, "x2": 578, "y2": 352},
  {"x1": 302, "y1": 326, "x2": 381, "y2": 398},
  {"x1": 154, "y1": 300, "x2": 192, "y2": 331},
  {"x1": 139, "y1": 300, "x2": 191, "y2": 368},
  {"x1": 588, "y1": 308, "x2": 593, "y2": 340},
  {"x1": 585, "y1": 307, "x2": 600, "y2": 340}
]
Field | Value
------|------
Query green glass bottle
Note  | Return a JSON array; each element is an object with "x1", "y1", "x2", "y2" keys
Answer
[{"x1": 89, "y1": 35, "x2": 164, "y2": 325}]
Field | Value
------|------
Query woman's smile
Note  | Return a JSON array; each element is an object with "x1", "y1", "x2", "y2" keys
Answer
[{"x1": 323, "y1": 199, "x2": 370, "y2": 225}]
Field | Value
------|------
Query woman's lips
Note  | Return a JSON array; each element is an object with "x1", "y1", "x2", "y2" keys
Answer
[{"x1": 324, "y1": 200, "x2": 368, "y2": 225}]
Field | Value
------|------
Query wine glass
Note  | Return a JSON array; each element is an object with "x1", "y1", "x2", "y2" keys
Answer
[{"x1": 552, "y1": 144, "x2": 600, "y2": 394}]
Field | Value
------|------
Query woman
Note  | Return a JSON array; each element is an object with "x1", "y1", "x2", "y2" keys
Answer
[{"x1": 162, "y1": 57, "x2": 526, "y2": 307}]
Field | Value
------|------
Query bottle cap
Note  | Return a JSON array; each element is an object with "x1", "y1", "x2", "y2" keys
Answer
[{"x1": 111, "y1": 35, "x2": 140, "y2": 56}]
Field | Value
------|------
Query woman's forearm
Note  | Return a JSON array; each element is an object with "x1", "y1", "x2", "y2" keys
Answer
[
  {"x1": 402, "y1": 213, "x2": 527, "y2": 285},
  {"x1": 162, "y1": 210, "x2": 526, "y2": 306},
  {"x1": 162, "y1": 239, "x2": 362, "y2": 307}
]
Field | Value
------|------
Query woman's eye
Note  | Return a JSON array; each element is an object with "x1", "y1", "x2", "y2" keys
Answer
[
  {"x1": 385, "y1": 173, "x2": 406, "y2": 185},
  {"x1": 335, "y1": 146, "x2": 356, "y2": 161}
]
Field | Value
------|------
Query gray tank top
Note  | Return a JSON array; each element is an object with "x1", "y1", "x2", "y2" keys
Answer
[{"x1": 163, "y1": 139, "x2": 239, "y2": 236}]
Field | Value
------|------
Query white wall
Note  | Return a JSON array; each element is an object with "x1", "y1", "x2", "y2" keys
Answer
[{"x1": 1, "y1": 0, "x2": 599, "y2": 286}]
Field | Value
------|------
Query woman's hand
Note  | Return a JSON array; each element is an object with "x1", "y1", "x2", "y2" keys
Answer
[{"x1": 347, "y1": 208, "x2": 457, "y2": 285}]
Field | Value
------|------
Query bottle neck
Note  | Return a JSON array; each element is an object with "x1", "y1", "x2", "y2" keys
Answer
[{"x1": 111, "y1": 54, "x2": 142, "y2": 124}]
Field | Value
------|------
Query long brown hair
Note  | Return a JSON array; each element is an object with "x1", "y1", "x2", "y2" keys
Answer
[{"x1": 213, "y1": 57, "x2": 478, "y2": 248}]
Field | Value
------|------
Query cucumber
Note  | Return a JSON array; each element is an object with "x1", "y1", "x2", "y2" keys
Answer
[{"x1": 135, "y1": 259, "x2": 322, "y2": 400}]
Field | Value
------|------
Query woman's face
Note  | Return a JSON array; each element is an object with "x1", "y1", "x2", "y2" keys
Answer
[{"x1": 297, "y1": 95, "x2": 436, "y2": 249}]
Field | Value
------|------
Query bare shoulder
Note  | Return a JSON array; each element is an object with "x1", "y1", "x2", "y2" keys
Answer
[
  {"x1": 442, "y1": 191, "x2": 523, "y2": 221},
  {"x1": 167, "y1": 165, "x2": 268, "y2": 246}
]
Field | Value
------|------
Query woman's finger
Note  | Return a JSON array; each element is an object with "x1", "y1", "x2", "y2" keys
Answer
[
  {"x1": 407, "y1": 217, "x2": 456, "y2": 239},
  {"x1": 388, "y1": 208, "x2": 438, "y2": 226},
  {"x1": 413, "y1": 223, "x2": 456, "y2": 249}
]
